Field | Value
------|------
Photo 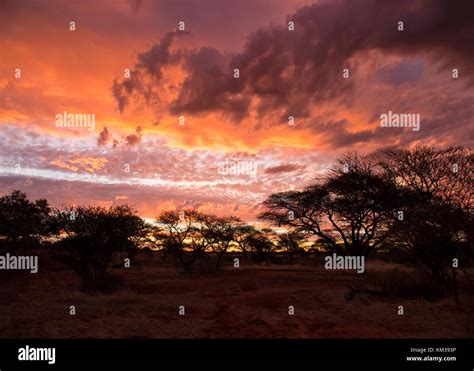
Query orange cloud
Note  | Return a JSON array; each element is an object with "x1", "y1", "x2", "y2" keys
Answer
[{"x1": 51, "y1": 157, "x2": 108, "y2": 173}]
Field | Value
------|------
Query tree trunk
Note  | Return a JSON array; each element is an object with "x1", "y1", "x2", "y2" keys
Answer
[
  {"x1": 452, "y1": 266, "x2": 460, "y2": 305},
  {"x1": 215, "y1": 250, "x2": 226, "y2": 270}
]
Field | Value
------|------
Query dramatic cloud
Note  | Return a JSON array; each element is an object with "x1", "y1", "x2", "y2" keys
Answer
[
  {"x1": 97, "y1": 127, "x2": 110, "y2": 146},
  {"x1": 125, "y1": 126, "x2": 142, "y2": 146},
  {"x1": 97, "y1": 126, "x2": 142, "y2": 147},
  {"x1": 113, "y1": 0, "x2": 474, "y2": 124},
  {"x1": 374, "y1": 60, "x2": 424, "y2": 86},
  {"x1": 264, "y1": 163, "x2": 304, "y2": 175},
  {"x1": 1, "y1": 0, "x2": 472, "y2": 221}
]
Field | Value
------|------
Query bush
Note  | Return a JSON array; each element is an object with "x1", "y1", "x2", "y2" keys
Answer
[
  {"x1": 53, "y1": 205, "x2": 147, "y2": 292},
  {"x1": 0, "y1": 190, "x2": 53, "y2": 252}
]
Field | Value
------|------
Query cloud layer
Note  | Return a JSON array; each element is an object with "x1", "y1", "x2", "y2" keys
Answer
[{"x1": 1, "y1": 0, "x2": 472, "y2": 220}]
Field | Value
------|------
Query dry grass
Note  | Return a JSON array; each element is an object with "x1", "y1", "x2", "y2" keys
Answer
[
  {"x1": 0, "y1": 251, "x2": 472, "y2": 338},
  {"x1": 359, "y1": 267, "x2": 448, "y2": 301}
]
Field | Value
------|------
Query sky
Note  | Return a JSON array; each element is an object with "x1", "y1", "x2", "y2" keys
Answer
[{"x1": 0, "y1": 0, "x2": 473, "y2": 221}]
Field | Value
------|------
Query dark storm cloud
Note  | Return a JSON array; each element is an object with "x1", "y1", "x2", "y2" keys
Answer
[
  {"x1": 319, "y1": 120, "x2": 374, "y2": 148},
  {"x1": 125, "y1": 126, "x2": 142, "y2": 146},
  {"x1": 96, "y1": 126, "x2": 143, "y2": 147},
  {"x1": 264, "y1": 163, "x2": 304, "y2": 175},
  {"x1": 97, "y1": 127, "x2": 110, "y2": 146},
  {"x1": 136, "y1": 31, "x2": 181, "y2": 80},
  {"x1": 113, "y1": 0, "x2": 474, "y2": 120},
  {"x1": 169, "y1": 47, "x2": 249, "y2": 120},
  {"x1": 374, "y1": 60, "x2": 424, "y2": 86},
  {"x1": 112, "y1": 81, "x2": 129, "y2": 114}
]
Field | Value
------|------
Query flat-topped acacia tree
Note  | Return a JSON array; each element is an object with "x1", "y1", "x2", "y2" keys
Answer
[
  {"x1": 260, "y1": 146, "x2": 473, "y2": 303},
  {"x1": 259, "y1": 153, "x2": 400, "y2": 258}
]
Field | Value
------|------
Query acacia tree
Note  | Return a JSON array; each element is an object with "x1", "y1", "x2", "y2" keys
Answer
[
  {"x1": 259, "y1": 154, "x2": 400, "y2": 257},
  {"x1": 204, "y1": 216, "x2": 243, "y2": 270},
  {"x1": 54, "y1": 205, "x2": 147, "y2": 290},
  {"x1": 380, "y1": 146, "x2": 473, "y2": 303},
  {"x1": 0, "y1": 190, "x2": 53, "y2": 251},
  {"x1": 232, "y1": 224, "x2": 260, "y2": 256},
  {"x1": 156, "y1": 211, "x2": 252, "y2": 270},
  {"x1": 260, "y1": 146, "x2": 472, "y2": 302},
  {"x1": 380, "y1": 146, "x2": 473, "y2": 212},
  {"x1": 277, "y1": 231, "x2": 306, "y2": 261},
  {"x1": 155, "y1": 210, "x2": 215, "y2": 270},
  {"x1": 244, "y1": 228, "x2": 275, "y2": 262}
]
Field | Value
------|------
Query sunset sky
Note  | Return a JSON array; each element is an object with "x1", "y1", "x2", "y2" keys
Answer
[{"x1": 0, "y1": 0, "x2": 473, "y2": 221}]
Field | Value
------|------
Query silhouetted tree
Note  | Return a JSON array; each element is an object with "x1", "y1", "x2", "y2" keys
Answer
[
  {"x1": 381, "y1": 146, "x2": 473, "y2": 212},
  {"x1": 205, "y1": 216, "x2": 243, "y2": 270},
  {"x1": 233, "y1": 224, "x2": 259, "y2": 256},
  {"x1": 261, "y1": 146, "x2": 472, "y2": 302},
  {"x1": 155, "y1": 210, "x2": 214, "y2": 270},
  {"x1": 380, "y1": 146, "x2": 473, "y2": 303},
  {"x1": 0, "y1": 190, "x2": 52, "y2": 251},
  {"x1": 277, "y1": 231, "x2": 306, "y2": 262},
  {"x1": 259, "y1": 154, "x2": 400, "y2": 257},
  {"x1": 245, "y1": 229, "x2": 274, "y2": 263},
  {"x1": 54, "y1": 205, "x2": 146, "y2": 290}
]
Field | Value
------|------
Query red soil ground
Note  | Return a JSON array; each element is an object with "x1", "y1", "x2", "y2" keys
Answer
[{"x1": 0, "y1": 251, "x2": 472, "y2": 338}]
